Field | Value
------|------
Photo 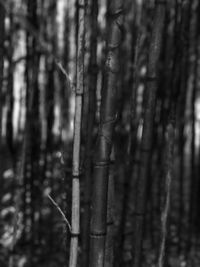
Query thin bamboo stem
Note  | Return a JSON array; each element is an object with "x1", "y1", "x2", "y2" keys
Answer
[{"x1": 68, "y1": 0, "x2": 85, "y2": 266}]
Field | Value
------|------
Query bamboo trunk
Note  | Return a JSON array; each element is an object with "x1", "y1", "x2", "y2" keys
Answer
[
  {"x1": 69, "y1": 0, "x2": 85, "y2": 266},
  {"x1": 158, "y1": 111, "x2": 175, "y2": 267},
  {"x1": 89, "y1": 1, "x2": 124, "y2": 266},
  {"x1": 132, "y1": 1, "x2": 166, "y2": 267},
  {"x1": 82, "y1": 0, "x2": 98, "y2": 266},
  {"x1": 177, "y1": 0, "x2": 191, "y2": 254},
  {"x1": 0, "y1": 2, "x2": 4, "y2": 138},
  {"x1": 0, "y1": 2, "x2": 5, "y2": 183},
  {"x1": 104, "y1": 149, "x2": 115, "y2": 267}
]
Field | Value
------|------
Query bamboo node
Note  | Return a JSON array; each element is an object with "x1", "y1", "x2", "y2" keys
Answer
[{"x1": 70, "y1": 232, "x2": 80, "y2": 237}]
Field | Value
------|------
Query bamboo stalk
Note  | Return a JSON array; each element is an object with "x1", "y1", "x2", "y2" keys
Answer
[
  {"x1": 69, "y1": 0, "x2": 85, "y2": 266},
  {"x1": 82, "y1": 0, "x2": 98, "y2": 266},
  {"x1": 104, "y1": 149, "x2": 115, "y2": 267},
  {"x1": 0, "y1": 2, "x2": 5, "y2": 147},
  {"x1": 89, "y1": 1, "x2": 124, "y2": 266},
  {"x1": 158, "y1": 119, "x2": 175, "y2": 267},
  {"x1": 132, "y1": 1, "x2": 166, "y2": 266}
]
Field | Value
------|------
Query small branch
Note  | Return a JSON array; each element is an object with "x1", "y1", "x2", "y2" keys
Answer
[
  {"x1": 47, "y1": 194, "x2": 72, "y2": 233},
  {"x1": 56, "y1": 61, "x2": 69, "y2": 80},
  {"x1": 56, "y1": 61, "x2": 75, "y2": 92}
]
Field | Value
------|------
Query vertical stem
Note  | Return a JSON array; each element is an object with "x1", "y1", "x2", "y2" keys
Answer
[
  {"x1": 188, "y1": 0, "x2": 199, "y2": 252},
  {"x1": 0, "y1": 2, "x2": 4, "y2": 145},
  {"x1": 0, "y1": 2, "x2": 5, "y2": 186},
  {"x1": 177, "y1": 0, "x2": 191, "y2": 254},
  {"x1": 117, "y1": 3, "x2": 144, "y2": 264},
  {"x1": 158, "y1": 115, "x2": 175, "y2": 267},
  {"x1": 69, "y1": 0, "x2": 85, "y2": 266},
  {"x1": 89, "y1": 1, "x2": 124, "y2": 266},
  {"x1": 105, "y1": 149, "x2": 115, "y2": 267},
  {"x1": 132, "y1": 1, "x2": 166, "y2": 267},
  {"x1": 6, "y1": 5, "x2": 14, "y2": 163},
  {"x1": 82, "y1": 0, "x2": 98, "y2": 266},
  {"x1": 25, "y1": 0, "x2": 41, "y2": 263}
]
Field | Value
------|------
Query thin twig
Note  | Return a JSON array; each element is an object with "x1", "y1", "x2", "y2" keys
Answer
[
  {"x1": 56, "y1": 61, "x2": 75, "y2": 92},
  {"x1": 47, "y1": 194, "x2": 72, "y2": 233},
  {"x1": 56, "y1": 61, "x2": 70, "y2": 81}
]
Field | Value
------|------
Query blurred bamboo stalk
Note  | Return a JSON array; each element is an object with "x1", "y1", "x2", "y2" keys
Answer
[{"x1": 132, "y1": 1, "x2": 166, "y2": 266}]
